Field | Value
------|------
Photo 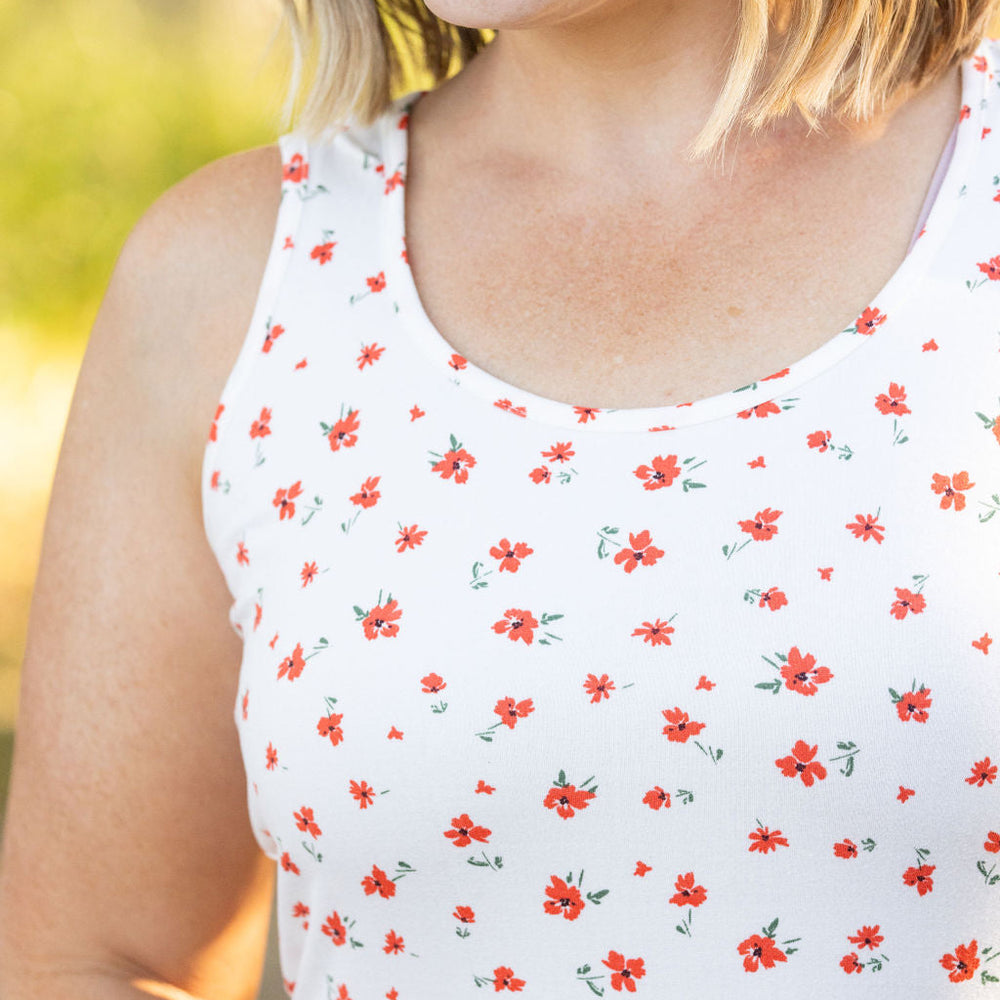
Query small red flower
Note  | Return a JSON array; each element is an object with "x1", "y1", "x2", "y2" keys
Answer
[
  {"x1": 601, "y1": 950, "x2": 646, "y2": 992},
  {"x1": 543, "y1": 874, "x2": 585, "y2": 920},
  {"x1": 494, "y1": 695, "x2": 534, "y2": 728},
  {"x1": 748, "y1": 825, "x2": 789, "y2": 853},
  {"x1": 902, "y1": 863, "x2": 935, "y2": 895},
  {"x1": 443, "y1": 813, "x2": 491, "y2": 847},
  {"x1": 661, "y1": 706, "x2": 706, "y2": 742},
  {"x1": 737, "y1": 933, "x2": 788, "y2": 972},
  {"x1": 774, "y1": 739, "x2": 827, "y2": 786},
  {"x1": 966, "y1": 756, "x2": 997, "y2": 787},
  {"x1": 361, "y1": 863, "x2": 396, "y2": 899},
  {"x1": 668, "y1": 871, "x2": 707, "y2": 907},
  {"x1": 613, "y1": 529, "x2": 665, "y2": 573},
  {"x1": 940, "y1": 940, "x2": 980, "y2": 982}
]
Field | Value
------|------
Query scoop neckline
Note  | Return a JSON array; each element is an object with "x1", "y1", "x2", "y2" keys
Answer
[{"x1": 379, "y1": 43, "x2": 986, "y2": 434}]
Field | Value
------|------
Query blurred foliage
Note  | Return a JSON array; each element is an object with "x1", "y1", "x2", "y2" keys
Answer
[{"x1": 0, "y1": 0, "x2": 294, "y2": 347}]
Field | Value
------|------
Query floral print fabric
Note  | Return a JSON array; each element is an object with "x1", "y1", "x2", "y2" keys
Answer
[{"x1": 202, "y1": 37, "x2": 1000, "y2": 998}]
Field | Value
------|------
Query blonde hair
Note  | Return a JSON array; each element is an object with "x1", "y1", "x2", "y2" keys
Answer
[{"x1": 278, "y1": 0, "x2": 1000, "y2": 162}]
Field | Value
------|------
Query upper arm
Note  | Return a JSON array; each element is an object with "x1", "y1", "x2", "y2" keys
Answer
[{"x1": 0, "y1": 143, "x2": 284, "y2": 1000}]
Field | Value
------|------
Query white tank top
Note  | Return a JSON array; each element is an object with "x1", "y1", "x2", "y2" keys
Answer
[{"x1": 202, "y1": 37, "x2": 1000, "y2": 999}]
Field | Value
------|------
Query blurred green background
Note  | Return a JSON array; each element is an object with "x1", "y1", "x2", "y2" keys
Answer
[{"x1": 0, "y1": 0, "x2": 460, "y2": 994}]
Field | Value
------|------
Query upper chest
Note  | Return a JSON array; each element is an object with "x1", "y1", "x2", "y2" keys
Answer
[{"x1": 402, "y1": 76, "x2": 959, "y2": 411}]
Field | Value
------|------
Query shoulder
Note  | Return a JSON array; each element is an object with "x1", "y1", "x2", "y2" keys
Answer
[{"x1": 97, "y1": 142, "x2": 286, "y2": 480}]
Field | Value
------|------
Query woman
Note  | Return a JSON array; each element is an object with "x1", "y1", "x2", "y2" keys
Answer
[{"x1": 2, "y1": 0, "x2": 999, "y2": 997}]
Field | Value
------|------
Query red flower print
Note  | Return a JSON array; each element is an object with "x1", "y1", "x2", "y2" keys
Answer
[
  {"x1": 661, "y1": 706, "x2": 706, "y2": 743},
  {"x1": 265, "y1": 742, "x2": 278, "y2": 770},
  {"x1": 940, "y1": 940, "x2": 980, "y2": 982},
  {"x1": 602, "y1": 950, "x2": 646, "y2": 992},
  {"x1": 542, "y1": 441, "x2": 575, "y2": 462},
  {"x1": 362, "y1": 864, "x2": 396, "y2": 899},
  {"x1": 387, "y1": 726, "x2": 403, "y2": 739},
  {"x1": 475, "y1": 779, "x2": 494, "y2": 794},
  {"x1": 737, "y1": 933, "x2": 788, "y2": 972},
  {"x1": 282, "y1": 153, "x2": 308, "y2": 182},
  {"x1": 280, "y1": 851, "x2": 300, "y2": 875},
  {"x1": 310, "y1": 241, "x2": 335, "y2": 264},
  {"x1": 491, "y1": 608, "x2": 539, "y2": 644},
  {"x1": 669, "y1": 872, "x2": 707, "y2": 907},
  {"x1": 902, "y1": 863, "x2": 935, "y2": 895},
  {"x1": 292, "y1": 901, "x2": 309, "y2": 919},
  {"x1": 443, "y1": 813, "x2": 491, "y2": 846},
  {"x1": 855, "y1": 306, "x2": 887, "y2": 333},
  {"x1": 317, "y1": 712, "x2": 344, "y2": 746},
  {"x1": 261, "y1": 322, "x2": 285, "y2": 353},
  {"x1": 489, "y1": 538, "x2": 534, "y2": 572},
  {"x1": 642, "y1": 786, "x2": 671, "y2": 810},
  {"x1": 277, "y1": 642, "x2": 306, "y2": 681},
  {"x1": 395, "y1": 523, "x2": 428, "y2": 552},
  {"x1": 695, "y1": 675, "x2": 715, "y2": 690},
  {"x1": 613, "y1": 529, "x2": 665, "y2": 573},
  {"x1": 775, "y1": 740, "x2": 827, "y2": 786},
  {"x1": 833, "y1": 838, "x2": 857, "y2": 859},
  {"x1": 737, "y1": 506, "x2": 782, "y2": 540},
  {"x1": 931, "y1": 470, "x2": 975, "y2": 511},
  {"x1": 633, "y1": 453, "x2": 682, "y2": 489},
  {"x1": 573, "y1": 405, "x2": 600, "y2": 423},
  {"x1": 323, "y1": 409, "x2": 359, "y2": 453},
  {"x1": 209, "y1": 402, "x2": 224, "y2": 441},
  {"x1": 736, "y1": 400, "x2": 782, "y2": 420},
  {"x1": 977, "y1": 255, "x2": 1000, "y2": 280},
  {"x1": 973, "y1": 633, "x2": 993, "y2": 654},
  {"x1": 362, "y1": 597, "x2": 402, "y2": 639},
  {"x1": 250, "y1": 406, "x2": 272, "y2": 439},
  {"x1": 454, "y1": 905, "x2": 475, "y2": 923},
  {"x1": 273, "y1": 480, "x2": 303, "y2": 520},
  {"x1": 631, "y1": 618, "x2": 675, "y2": 645},
  {"x1": 350, "y1": 475, "x2": 381, "y2": 508},
  {"x1": 382, "y1": 928, "x2": 404, "y2": 953},
  {"x1": 300, "y1": 561, "x2": 318, "y2": 586},
  {"x1": 294, "y1": 806, "x2": 322, "y2": 839},
  {"x1": 347, "y1": 779, "x2": 378, "y2": 808},
  {"x1": 748, "y1": 825, "x2": 789, "y2": 853},
  {"x1": 890, "y1": 586, "x2": 926, "y2": 619},
  {"x1": 366, "y1": 272, "x2": 386, "y2": 293},
  {"x1": 874, "y1": 382, "x2": 911, "y2": 415},
  {"x1": 543, "y1": 874, "x2": 584, "y2": 920},
  {"x1": 634, "y1": 861, "x2": 652, "y2": 876},
  {"x1": 494, "y1": 399, "x2": 527, "y2": 418},
  {"x1": 492, "y1": 966, "x2": 525, "y2": 991},
  {"x1": 897, "y1": 785, "x2": 915, "y2": 802},
  {"x1": 544, "y1": 772, "x2": 597, "y2": 819},
  {"x1": 973, "y1": 53, "x2": 988, "y2": 71},
  {"x1": 807, "y1": 429, "x2": 833, "y2": 452},
  {"x1": 840, "y1": 953, "x2": 864, "y2": 974},
  {"x1": 584, "y1": 673, "x2": 615, "y2": 703},
  {"x1": 421, "y1": 672, "x2": 446, "y2": 693},
  {"x1": 894, "y1": 685, "x2": 931, "y2": 723},
  {"x1": 779, "y1": 646, "x2": 833, "y2": 695},
  {"x1": 431, "y1": 444, "x2": 477, "y2": 483},
  {"x1": 966, "y1": 756, "x2": 997, "y2": 787},
  {"x1": 529, "y1": 465, "x2": 552, "y2": 485},
  {"x1": 757, "y1": 586, "x2": 787, "y2": 611},
  {"x1": 845, "y1": 512, "x2": 885, "y2": 543},
  {"x1": 494, "y1": 696, "x2": 534, "y2": 728},
  {"x1": 985, "y1": 830, "x2": 1000, "y2": 853},
  {"x1": 847, "y1": 925, "x2": 884, "y2": 950},
  {"x1": 322, "y1": 910, "x2": 346, "y2": 945}
]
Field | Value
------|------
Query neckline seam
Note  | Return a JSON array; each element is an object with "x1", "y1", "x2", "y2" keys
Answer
[{"x1": 380, "y1": 41, "x2": 989, "y2": 435}]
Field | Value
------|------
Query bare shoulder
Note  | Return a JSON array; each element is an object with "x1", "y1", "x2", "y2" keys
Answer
[{"x1": 108, "y1": 142, "x2": 284, "y2": 482}]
